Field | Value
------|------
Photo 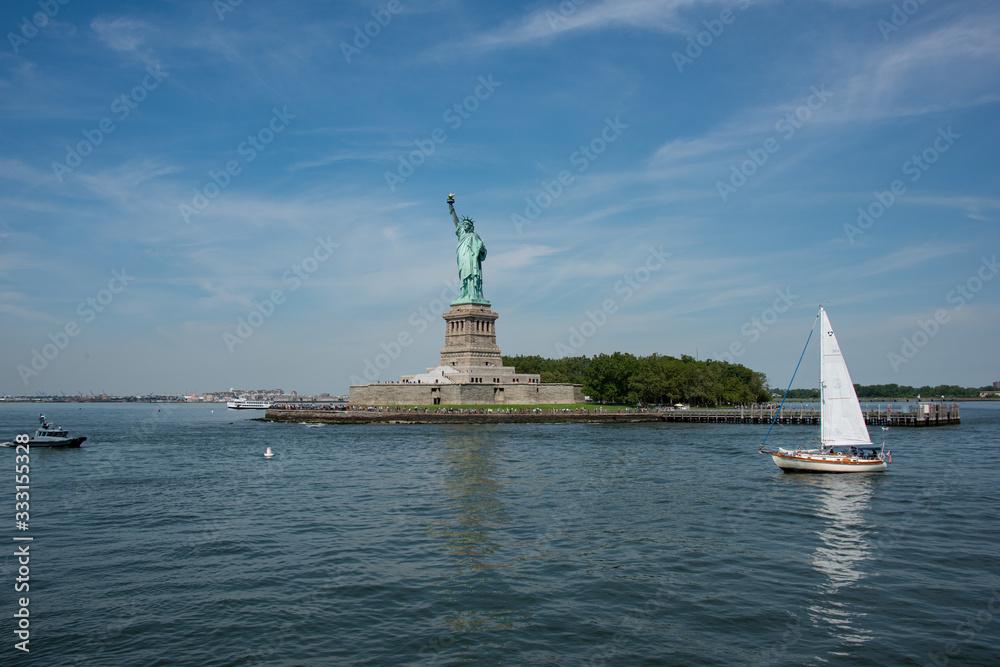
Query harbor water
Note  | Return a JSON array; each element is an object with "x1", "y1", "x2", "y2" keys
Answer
[{"x1": 2, "y1": 402, "x2": 998, "y2": 665}]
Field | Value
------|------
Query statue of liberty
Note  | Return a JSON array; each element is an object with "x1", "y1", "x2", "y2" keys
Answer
[{"x1": 447, "y1": 194, "x2": 488, "y2": 304}]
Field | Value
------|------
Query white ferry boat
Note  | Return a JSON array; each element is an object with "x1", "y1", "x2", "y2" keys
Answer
[{"x1": 226, "y1": 398, "x2": 273, "y2": 410}]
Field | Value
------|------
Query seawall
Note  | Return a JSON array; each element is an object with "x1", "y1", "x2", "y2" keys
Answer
[
  {"x1": 259, "y1": 409, "x2": 663, "y2": 424},
  {"x1": 258, "y1": 404, "x2": 960, "y2": 426}
]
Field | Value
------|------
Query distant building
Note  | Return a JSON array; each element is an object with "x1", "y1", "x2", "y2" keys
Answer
[{"x1": 994, "y1": 381, "x2": 1000, "y2": 389}]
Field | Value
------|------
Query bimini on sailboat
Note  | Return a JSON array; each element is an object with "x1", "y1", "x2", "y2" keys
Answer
[{"x1": 760, "y1": 307, "x2": 890, "y2": 473}]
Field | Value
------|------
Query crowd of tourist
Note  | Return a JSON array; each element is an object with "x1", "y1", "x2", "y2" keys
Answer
[{"x1": 267, "y1": 402, "x2": 798, "y2": 414}]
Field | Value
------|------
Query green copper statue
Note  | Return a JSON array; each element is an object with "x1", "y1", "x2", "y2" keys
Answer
[{"x1": 448, "y1": 194, "x2": 489, "y2": 304}]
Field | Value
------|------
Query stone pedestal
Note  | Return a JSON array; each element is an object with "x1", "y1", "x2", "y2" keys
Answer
[{"x1": 439, "y1": 302, "x2": 502, "y2": 369}]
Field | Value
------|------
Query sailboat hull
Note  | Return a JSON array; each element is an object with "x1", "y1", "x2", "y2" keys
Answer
[{"x1": 769, "y1": 451, "x2": 886, "y2": 473}]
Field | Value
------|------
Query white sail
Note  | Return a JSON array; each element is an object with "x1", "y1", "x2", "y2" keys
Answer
[{"x1": 819, "y1": 308, "x2": 871, "y2": 446}]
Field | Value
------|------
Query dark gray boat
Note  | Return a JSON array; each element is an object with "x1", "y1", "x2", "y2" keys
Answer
[{"x1": 2, "y1": 414, "x2": 87, "y2": 448}]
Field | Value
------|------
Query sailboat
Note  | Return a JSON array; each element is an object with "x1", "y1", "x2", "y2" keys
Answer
[{"x1": 760, "y1": 307, "x2": 890, "y2": 473}]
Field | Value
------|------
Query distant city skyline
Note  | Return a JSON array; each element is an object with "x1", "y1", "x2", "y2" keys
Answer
[{"x1": 1, "y1": 0, "x2": 998, "y2": 396}]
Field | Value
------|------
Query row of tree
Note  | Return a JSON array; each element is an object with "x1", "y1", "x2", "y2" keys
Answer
[
  {"x1": 786, "y1": 384, "x2": 995, "y2": 400},
  {"x1": 502, "y1": 353, "x2": 771, "y2": 406},
  {"x1": 503, "y1": 353, "x2": 992, "y2": 403}
]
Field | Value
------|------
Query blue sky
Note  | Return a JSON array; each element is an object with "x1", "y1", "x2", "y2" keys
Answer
[{"x1": 1, "y1": 0, "x2": 998, "y2": 396}]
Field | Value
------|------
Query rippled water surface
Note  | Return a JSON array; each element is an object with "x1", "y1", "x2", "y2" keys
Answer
[{"x1": 2, "y1": 402, "x2": 998, "y2": 665}]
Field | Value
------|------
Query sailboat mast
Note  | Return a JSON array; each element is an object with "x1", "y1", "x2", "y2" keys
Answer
[{"x1": 760, "y1": 310, "x2": 818, "y2": 450}]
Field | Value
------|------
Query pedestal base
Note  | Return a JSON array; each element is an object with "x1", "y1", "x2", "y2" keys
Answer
[{"x1": 439, "y1": 302, "x2": 502, "y2": 369}]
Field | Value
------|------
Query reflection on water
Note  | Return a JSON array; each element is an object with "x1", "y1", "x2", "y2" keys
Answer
[
  {"x1": 800, "y1": 475, "x2": 879, "y2": 650},
  {"x1": 428, "y1": 431, "x2": 526, "y2": 636},
  {"x1": 431, "y1": 432, "x2": 509, "y2": 566}
]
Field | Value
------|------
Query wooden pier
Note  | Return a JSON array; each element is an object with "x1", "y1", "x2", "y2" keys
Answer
[{"x1": 659, "y1": 402, "x2": 960, "y2": 427}]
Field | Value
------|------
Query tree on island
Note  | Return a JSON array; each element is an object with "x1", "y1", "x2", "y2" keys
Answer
[
  {"x1": 772, "y1": 384, "x2": 993, "y2": 401},
  {"x1": 501, "y1": 352, "x2": 771, "y2": 406}
]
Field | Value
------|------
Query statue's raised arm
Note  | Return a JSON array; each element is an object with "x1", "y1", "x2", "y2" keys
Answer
[{"x1": 447, "y1": 194, "x2": 461, "y2": 229}]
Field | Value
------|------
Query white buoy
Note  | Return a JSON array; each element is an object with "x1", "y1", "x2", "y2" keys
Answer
[{"x1": 264, "y1": 447, "x2": 274, "y2": 458}]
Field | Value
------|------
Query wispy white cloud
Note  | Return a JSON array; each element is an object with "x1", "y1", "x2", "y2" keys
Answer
[
  {"x1": 91, "y1": 16, "x2": 150, "y2": 53},
  {"x1": 906, "y1": 195, "x2": 1000, "y2": 222},
  {"x1": 0, "y1": 302, "x2": 63, "y2": 325},
  {"x1": 832, "y1": 8, "x2": 1000, "y2": 121},
  {"x1": 847, "y1": 243, "x2": 971, "y2": 279},
  {"x1": 88, "y1": 15, "x2": 168, "y2": 70},
  {"x1": 455, "y1": 0, "x2": 715, "y2": 52},
  {"x1": 0, "y1": 158, "x2": 58, "y2": 188}
]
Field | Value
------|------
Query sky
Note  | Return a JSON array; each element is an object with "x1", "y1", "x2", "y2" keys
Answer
[{"x1": 0, "y1": 0, "x2": 998, "y2": 397}]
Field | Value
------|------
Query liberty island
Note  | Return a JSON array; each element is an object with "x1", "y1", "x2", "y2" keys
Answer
[{"x1": 348, "y1": 194, "x2": 583, "y2": 406}]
